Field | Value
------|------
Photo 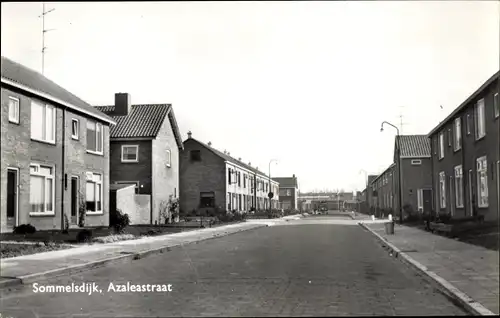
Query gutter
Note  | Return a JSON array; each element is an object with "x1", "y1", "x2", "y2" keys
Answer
[{"x1": 61, "y1": 108, "x2": 66, "y2": 230}]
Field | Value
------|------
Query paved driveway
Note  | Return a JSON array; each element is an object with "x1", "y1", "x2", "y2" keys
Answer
[{"x1": 0, "y1": 219, "x2": 466, "y2": 317}]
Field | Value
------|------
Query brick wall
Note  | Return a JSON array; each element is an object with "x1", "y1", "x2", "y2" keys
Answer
[
  {"x1": 151, "y1": 114, "x2": 180, "y2": 224},
  {"x1": 1, "y1": 87, "x2": 110, "y2": 233},
  {"x1": 109, "y1": 140, "x2": 152, "y2": 194},
  {"x1": 179, "y1": 139, "x2": 226, "y2": 215}
]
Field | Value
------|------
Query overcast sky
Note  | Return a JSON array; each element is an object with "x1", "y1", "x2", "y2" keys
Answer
[{"x1": 2, "y1": 1, "x2": 499, "y2": 193}]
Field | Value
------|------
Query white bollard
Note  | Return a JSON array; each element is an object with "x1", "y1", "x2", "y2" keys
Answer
[{"x1": 388, "y1": 214, "x2": 393, "y2": 221}]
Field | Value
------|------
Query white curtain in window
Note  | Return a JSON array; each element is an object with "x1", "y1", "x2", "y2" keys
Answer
[
  {"x1": 30, "y1": 175, "x2": 45, "y2": 212},
  {"x1": 96, "y1": 123, "x2": 102, "y2": 152},
  {"x1": 86, "y1": 182, "x2": 95, "y2": 211},
  {"x1": 31, "y1": 102, "x2": 44, "y2": 140},
  {"x1": 45, "y1": 105, "x2": 54, "y2": 141},
  {"x1": 45, "y1": 178, "x2": 53, "y2": 212}
]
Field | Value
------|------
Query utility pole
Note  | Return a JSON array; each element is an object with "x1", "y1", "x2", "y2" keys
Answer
[{"x1": 40, "y1": 2, "x2": 56, "y2": 75}]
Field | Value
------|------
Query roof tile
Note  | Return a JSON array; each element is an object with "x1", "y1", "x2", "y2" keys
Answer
[
  {"x1": 397, "y1": 135, "x2": 431, "y2": 158},
  {"x1": 95, "y1": 104, "x2": 170, "y2": 138}
]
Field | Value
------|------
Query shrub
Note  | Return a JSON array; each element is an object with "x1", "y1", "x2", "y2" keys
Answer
[
  {"x1": 110, "y1": 209, "x2": 130, "y2": 233},
  {"x1": 13, "y1": 224, "x2": 37, "y2": 235},
  {"x1": 76, "y1": 229, "x2": 93, "y2": 243},
  {"x1": 78, "y1": 194, "x2": 87, "y2": 227},
  {"x1": 63, "y1": 213, "x2": 70, "y2": 234}
]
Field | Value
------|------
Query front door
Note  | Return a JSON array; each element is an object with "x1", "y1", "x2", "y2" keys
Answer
[
  {"x1": 468, "y1": 170, "x2": 473, "y2": 216},
  {"x1": 422, "y1": 189, "x2": 432, "y2": 214},
  {"x1": 71, "y1": 177, "x2": 79, "y2": 225},
  {"x1": 7, "y1": 168, "x2": 19, "y2": 229}
]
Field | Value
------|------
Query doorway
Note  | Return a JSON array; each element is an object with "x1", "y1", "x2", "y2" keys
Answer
[
  {"x1": 7, "y1": 168, "x2": 19, "y2": 230},
  {"x1": 468, "y1": 170, "x2": 473, "y2": 216},
  {"x1": 70, "y1": 176, "x2": 79, "y2": 225},
  {"x1": 422, "y1": 189, "x2": 432, "y2": 214}
]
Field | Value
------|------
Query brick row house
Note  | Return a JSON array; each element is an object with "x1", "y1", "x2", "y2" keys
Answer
[
  {"x1": 95, "y1": 93, "x2": 184, "y2": 224},
  {"x1": 272, "y1": 175, "x2": 299, "y2": 211},
  {"x1": 364, "y1": 135, "x2": 433, "y2": 219},
  {"x1": 428, "y1": 71, "x2": 499, "y2": 221},
  {"x1": 179, "y1": 132, "x2": 280, "y2": 215},
  {"x1": 1, "y1": 56, "x2": 115, "y2": 232}
]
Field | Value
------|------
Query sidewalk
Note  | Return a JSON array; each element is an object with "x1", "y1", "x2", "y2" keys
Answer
[
  {"x1": 0, "y1": 221, "x2": 268, "y2": 288},
  {"x1": 362, "y1": 222, "x2": 499, "y2": 315}
]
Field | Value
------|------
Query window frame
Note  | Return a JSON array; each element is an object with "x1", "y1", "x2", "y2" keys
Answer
[
  {"x1": 71, "y1": 118, "x2": 79, "y2": 140},
  {"x1": 31, "y1": 101, "x2": 56, "y2": 144},
  {"x1": 439, "y1": 171, "x2": 446, "y2": 209},
  {"x1": 494, "y1": 93, "x2": 499, "y2": 118},
  {"x1": 8, "y1": 96, "x2": 20, "y2": 124},
  {"x1": 476, "y1": 156, "x2": 489, "y2": 208},
  {"x1": 86, "y1": 120, "x2": 104, "y2": 155},
  {"x1": 199, "y1": 192, "x2": 215, "y2": 208},
  {"x1": 453, "y1": 117, "x2": 461, "y2": 151},
  {"x1": 29, "y1": 163, "x2": 56, "y2": 216},
  {"x1": 411, "y1": 159, "x2": 422, "y2": 166},
  {"x1": 165, "y1": 149, "x2": 171, "y2": 168},
  {"x1": 438, "y1": 131, "x2": 445, "y2": 160},
  {"x1": 190, "y1": 150, "x2": 201, "y2": 161},
  {"x1": 454, "y1": 165, "x2": 464, "y2": 208},
  {"x1": 474, "y1": 99, "x2": 486, "y2": 140},
  {"x1": 86, "y1": 172, "x2": 103, "y2": 215},
  {"x1": 121, "y1": 145, "x2": 139, "y2": 163}
]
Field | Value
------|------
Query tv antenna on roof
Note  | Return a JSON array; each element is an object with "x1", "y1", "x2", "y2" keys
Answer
[
  {"x1": 39, "y1": 2, "x2": 56, "y2": 75},
  {"x1": 398, "y1": 106, "x2": 409, "y2": 134}
]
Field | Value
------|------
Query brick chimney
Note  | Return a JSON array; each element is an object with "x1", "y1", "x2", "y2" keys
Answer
[
  {"x1": 208, "y1": 141, "x2": 212, "y2": 147},
  {"x1": 187, "y1": 131, "x2": 192, "y2": 139},
  {"x1": 238, "y1": 157, "x2": 242, "y2": 161},
  {"x1": 114, "y1": 93, "x2": 131, "y2": 116},
  {"x1": 248, "y1": 162, "x2": 251, "y2": 166}
]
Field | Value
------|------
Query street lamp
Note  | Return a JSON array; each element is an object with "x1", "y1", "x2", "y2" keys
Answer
[
  {"x1": 381, "y1": 121, "x2": 403, "y2": 225},
  {"x1": 268, "y1": 159, "x2": 278, "y2": 213}
]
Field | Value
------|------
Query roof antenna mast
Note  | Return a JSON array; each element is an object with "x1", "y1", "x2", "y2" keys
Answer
[{"x1": 40, "y1": 2, "x2": 56, "y2": 75}]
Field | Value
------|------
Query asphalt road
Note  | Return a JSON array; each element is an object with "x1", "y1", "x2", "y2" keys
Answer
[{"x1": 0, "y1": 216, "x2": 466, "y2": 317}]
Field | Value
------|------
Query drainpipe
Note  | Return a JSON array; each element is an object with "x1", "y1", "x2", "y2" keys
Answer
[{"x1": 61, "y1": 108, "x2": 66, "y2": 231}]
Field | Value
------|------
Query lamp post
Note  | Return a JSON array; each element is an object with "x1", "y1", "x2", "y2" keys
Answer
[
  {"x1": 381, "y1": 121, "x2": 403, "y2": 224},
  {"x1": 268, "y1": 159, "x2": 278, "y2": 214}
]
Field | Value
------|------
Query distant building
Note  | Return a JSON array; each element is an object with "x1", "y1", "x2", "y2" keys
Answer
[
  {"x1": 273, "y1": 175, "x2": 299, "y2": 211},
  {"x1": 179, "y1": 133, "x2": 279, "y2": 215}
]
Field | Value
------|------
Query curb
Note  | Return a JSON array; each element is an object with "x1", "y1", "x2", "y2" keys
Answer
[
  {"x1": 359, "y1": 222, "x2": 496, "y2": 316},
  {"x1": 0, "y1": 224, "x2": 267, "y2": 290}
]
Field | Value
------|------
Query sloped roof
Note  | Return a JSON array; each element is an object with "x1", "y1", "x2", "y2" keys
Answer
[
  {"x1": 428, "y1": 70, "x2": 499, "y2": 137},
  {"x1": 185, "y1": 138, "x2": 277, "y2": 181},
  {"x1": 1, "y1": 56, "x2": 115, "y2": 125},
  {"x1": 95, "y1": 104, "x2": 183, "y2": 149},
  {"x1": 396, "y1": 135, "x2": 431, "y2": 158},
  {"x1": 272, "y1": 177, "x2": 298, "y2": 188}
]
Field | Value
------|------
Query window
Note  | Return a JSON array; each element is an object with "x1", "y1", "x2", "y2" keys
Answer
[
  {"x1": 29, "y1": 164, "x2": 54, "y2": 215},
  {"x1": 116, "y1": 181, "x2": 139, "y2": 194},
  {"x1": 200, "y1": 192, "x2": 215, "y2": 208},
  {"x1": 8, "y1": 96, "x2": 19, "y2": 124},
  {"x1": 31, "y1": 101, "x2": 55, "y2": 143},
  {"x1": 476, "y1": 156, "x2": 488, "y2": 208},
  {"x1": 86, "y1": 173, "x2": 103, "y2": 214},
  {"x1": 494, "y1": 93, "x2": 499, "y2": 118},
  {"x1": 279, "y1": 189, "x2": 287, "y2": 196},
  {"x1": 286, "y1": 189, "x2": 292, "y2": 196},
  {"x1": 165, "y1": 149, "x2": 171, "y2": 167},
  {"x1": 121, "y1": 145, "x2": 139, "y2": 162},
  {"x1": 448, "y1": 129, "x2": 452, "y2": 147},
  {"x1": 228, "y1": 168, "x2": 232, "y2": 184},
  {"x1": 243, "y1": 174, "x2": 247, "y2": 188},
  {"x1": 227, "y1": 192, "x2": 231, "y2": 210},
  {"x1": 454, "y1": 165, "x2": 464, "y2": 208},
  {"x1": 71, "y1": 119, "x2": 79, "y2": 140},
  {"x1": 190, "y1": 150, "x2": 201, "y2": 161},
  {"x1": 239, "y1": 194, "x2": 242, "y2": 210},
  {"x1": 438, "y1": 132, "x2": 445, "y2": 159},
  {"x1": 87, "y1": 120, "x2": 103, "y2": 154},
  {"x1": 411, "y1": 159, "x2": 422, "y2": 165},
  {"x1": 466, "y1": 114, "x2": 471, "y2": 135},
  {"x1": 237, "y1": 172, "x2": 241, "y2": 187},
  {"x1": 474, "y1": 99, "x2": 486, "y2": 139},
  {"x1": 439, "y1": 172, "x2": 446, "y2": 208},
  {"x1": 453, "y1": 117, "x2": 461, "y2": 151}
]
